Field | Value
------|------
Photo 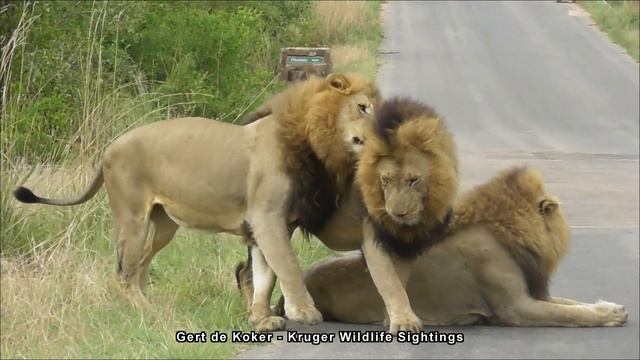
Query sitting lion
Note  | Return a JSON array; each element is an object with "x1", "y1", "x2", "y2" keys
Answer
[
  {"x1": 13, "y1": 73, "x2": 380, "y2": 332},
  {"x1": 237, "y1": 166, "x2": 628, "y2": 327}
]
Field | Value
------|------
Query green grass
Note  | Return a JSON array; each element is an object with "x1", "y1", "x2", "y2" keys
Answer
[{"x1": 580, "y1": 0, "x2": 640, "y2": 61}]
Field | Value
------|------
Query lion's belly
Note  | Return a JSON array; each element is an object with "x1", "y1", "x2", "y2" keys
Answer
[
  {"x1": 158, "y1": 196, "x2": 246, "y2": 235},
  {"x1": 111, "y1": 117, "x2": 254, "y2": 235}
]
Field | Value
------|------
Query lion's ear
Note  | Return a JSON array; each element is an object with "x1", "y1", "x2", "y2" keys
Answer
[
  {"x1": 539, "y1": 198, "x2": 559, "y2": 216},
  {"x1": 326, "y1": 73, "x2": 351, "y2": 95}
]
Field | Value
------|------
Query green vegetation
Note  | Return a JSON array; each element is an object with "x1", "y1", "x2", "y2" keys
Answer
[
  {"x1": 1, "y1": 1, "x2": 316, "y2": 162},
  {"x1": 1, "y1": 1, "x2": 382, "y2": 358},
  {"x1": 580, "y1": 0, "x2": 639, "y2": 61}
]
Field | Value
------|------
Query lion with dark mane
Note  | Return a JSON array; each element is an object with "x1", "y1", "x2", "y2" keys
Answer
[{"x1": 239, "y1": 97, "x2": 460, "y2": 333}]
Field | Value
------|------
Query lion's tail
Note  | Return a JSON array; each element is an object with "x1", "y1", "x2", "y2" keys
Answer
[{"x1": 14, "y1": 166, "x2": 104, "y2": 206}]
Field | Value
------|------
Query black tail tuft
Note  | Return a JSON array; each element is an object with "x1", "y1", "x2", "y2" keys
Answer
[
  {"x1": 275, "y1": 296, "x2": 286, "y2": 317},
  {"x1": 14, "y1": 186, "x2": 40, "y2": 203}
]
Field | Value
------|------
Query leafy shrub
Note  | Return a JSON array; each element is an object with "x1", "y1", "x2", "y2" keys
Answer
[{"x1": 2, "y1": 1, "x2": 317, "y2": 161}]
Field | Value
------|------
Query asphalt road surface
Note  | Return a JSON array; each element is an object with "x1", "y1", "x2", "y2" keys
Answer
[{"x1": 239, "y1": 1, "x2": 639, "y2": 358}]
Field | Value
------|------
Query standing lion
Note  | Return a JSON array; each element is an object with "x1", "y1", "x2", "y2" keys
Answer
[{"x1": 13, "y1": 73, "x2": 380, "y2": 332}]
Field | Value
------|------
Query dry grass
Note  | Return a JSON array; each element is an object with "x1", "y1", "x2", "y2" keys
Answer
[
  {"x1": 331, "y1": 44, "x2": 378, "y2": 81},
  {"x1": 313, "y1": 1, "x2": 370, "y2": 43},
  {"x1": 313, "y1": 1, "x2": 383, "y2": 80},
  {"x1": 0, "y1": 241, "x2": 244, "y2": 359},
  {"x1": 332, "y1": 45, "x2": 369, "y2": 66}
]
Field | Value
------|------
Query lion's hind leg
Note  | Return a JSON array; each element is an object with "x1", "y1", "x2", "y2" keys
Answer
[
  {"x1": 138, "y1": 205, "x2": 179, "y2": 293},
  {"x1": 495, "y1": 298, "x2": 628, "y2": 327},
  {"x1": 248, "y1": 246, "x2": 286, "y2": 332},
  {"x1": 548, "y1": 297, "x2": 590, "y2": 306},
  {"x1": 112, "y1": 214, "x2": 153, "y2": 308},
  {"x1": 104, "y1": 176, "x2": 155, "y2": 308},
  {"x1": 479, "y1": 250, "x2": 628, "y2": 327}
]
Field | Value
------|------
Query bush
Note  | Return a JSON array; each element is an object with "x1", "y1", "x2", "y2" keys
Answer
[{"x1": 1, "y1": 1, "x2": 318, "y2": 161}]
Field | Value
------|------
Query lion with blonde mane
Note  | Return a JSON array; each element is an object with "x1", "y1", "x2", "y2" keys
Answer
[
  {"x1": 14, "y1": 73, "x2": 380, "y2": 332},
  {"x1": 238, "y1": 167, "x2": 628, "y2": 327}
]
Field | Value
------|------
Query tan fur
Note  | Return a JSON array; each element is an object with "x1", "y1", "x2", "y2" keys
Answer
[
  {"x1": 451, "y1": 167, "x2": 570, "y2": 299},
  {"x1": 14, "y1": 73, "x2": 380, "y2": 332},
  {"x1": 236, "y1": 167, "x2": 627, "y2": 327}
]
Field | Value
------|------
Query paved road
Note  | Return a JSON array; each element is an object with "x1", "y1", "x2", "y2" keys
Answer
[{"x1": 239, "y1": 1, "x2": 639, "y2": 358}]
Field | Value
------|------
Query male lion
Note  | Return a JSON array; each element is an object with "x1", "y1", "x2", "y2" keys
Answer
[
  {"x1": 237, "y1": 167, "x2": 628, "y2": 327},
  {"x1": 241, "y1": 97, "x2": 459, "y2": 334},
  {"x1": 13, "y1": 73, "x2": 379, "y2": 332}
]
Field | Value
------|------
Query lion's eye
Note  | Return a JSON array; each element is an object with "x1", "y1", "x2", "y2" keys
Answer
[
  {"x1": 381, "y1": 176, "x2": 390, "y2": 186},
  {"x1": 408, "y1": 177, "x2": 420, "y2": 188},
  {"x1": 357, "y1": 103, "x2": 369, "y2": 115}
]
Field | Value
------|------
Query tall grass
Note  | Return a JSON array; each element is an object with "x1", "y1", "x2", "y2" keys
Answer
[
  {"x1": 313, "y1": 1, "x2": 383, "y2": 79},
  {"x1": 314, "y1": 1, "x2": 371, "y2": 43},
  {"x1": 1, "y1": 1, "x2": 382, "y2": 358},
  {"x1": 580, "y1": 0, "x2": 639, "y2": 61}
]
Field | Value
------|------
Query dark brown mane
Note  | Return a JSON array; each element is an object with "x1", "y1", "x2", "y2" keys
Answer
[
  {"x1": 368, "y1": 209, "x2": 453, "y2": 259},
  {"x1": 375, "y1": 97, "x2": 438, "y2": 143},
  {"x1": 285, "y1": 142, "x2": 342, "y2": 236}
]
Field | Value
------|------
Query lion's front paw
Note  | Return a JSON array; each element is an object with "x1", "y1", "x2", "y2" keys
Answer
[
  {"x1": 388, "y1": 313, "x2": 423, "y2": 335},
  {"x1": 594, "y1": 300, "x2": 628, "y2": 327},
  {"x1": 285, "y1": 304, "x2": 323, "y2": 326},
  {"x1": 254, "y1": 316, "x2": 287, "y2": 332},
  {"x1": 124, "y1": 287, "x2": 152, "y2": 310}
]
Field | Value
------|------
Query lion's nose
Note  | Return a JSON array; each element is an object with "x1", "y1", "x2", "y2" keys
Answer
[{"x1": 352, "y1": 136, "x2": 364, "y2": 145}]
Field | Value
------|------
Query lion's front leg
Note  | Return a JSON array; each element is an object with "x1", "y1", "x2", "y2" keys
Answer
[
  {"x1": 361, "y1": 219, "x2": 421, "y2": 335},
  {"x1": 249, "y1": 214, "x2": 322, "y2": 327}
]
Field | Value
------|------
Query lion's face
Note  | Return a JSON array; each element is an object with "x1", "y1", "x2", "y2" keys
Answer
[
  {"x1": 376, "y1": 149, "x2": 431, "y2": 225},
  {"x1": 357, "y1": 98, "x2": 458, "y2": 237},
  {"x1": 337, "y1": 92, "x2": 376, "y2": 155}
]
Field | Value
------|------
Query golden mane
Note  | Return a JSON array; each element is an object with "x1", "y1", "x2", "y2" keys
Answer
[
  {"x1": 451, "y1": 166, "x2": 571, "y2": 299},
  {"x1": 275, "y1": 73, "x2": 380, "y2": 235},
  {"x1": 356, "y1": 98, "x2": 458, "y2": 258}
]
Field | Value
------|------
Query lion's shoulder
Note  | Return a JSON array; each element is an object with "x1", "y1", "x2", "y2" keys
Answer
[{"x1": 451, "y1": 166, "x2": 571, "y2": 300}]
